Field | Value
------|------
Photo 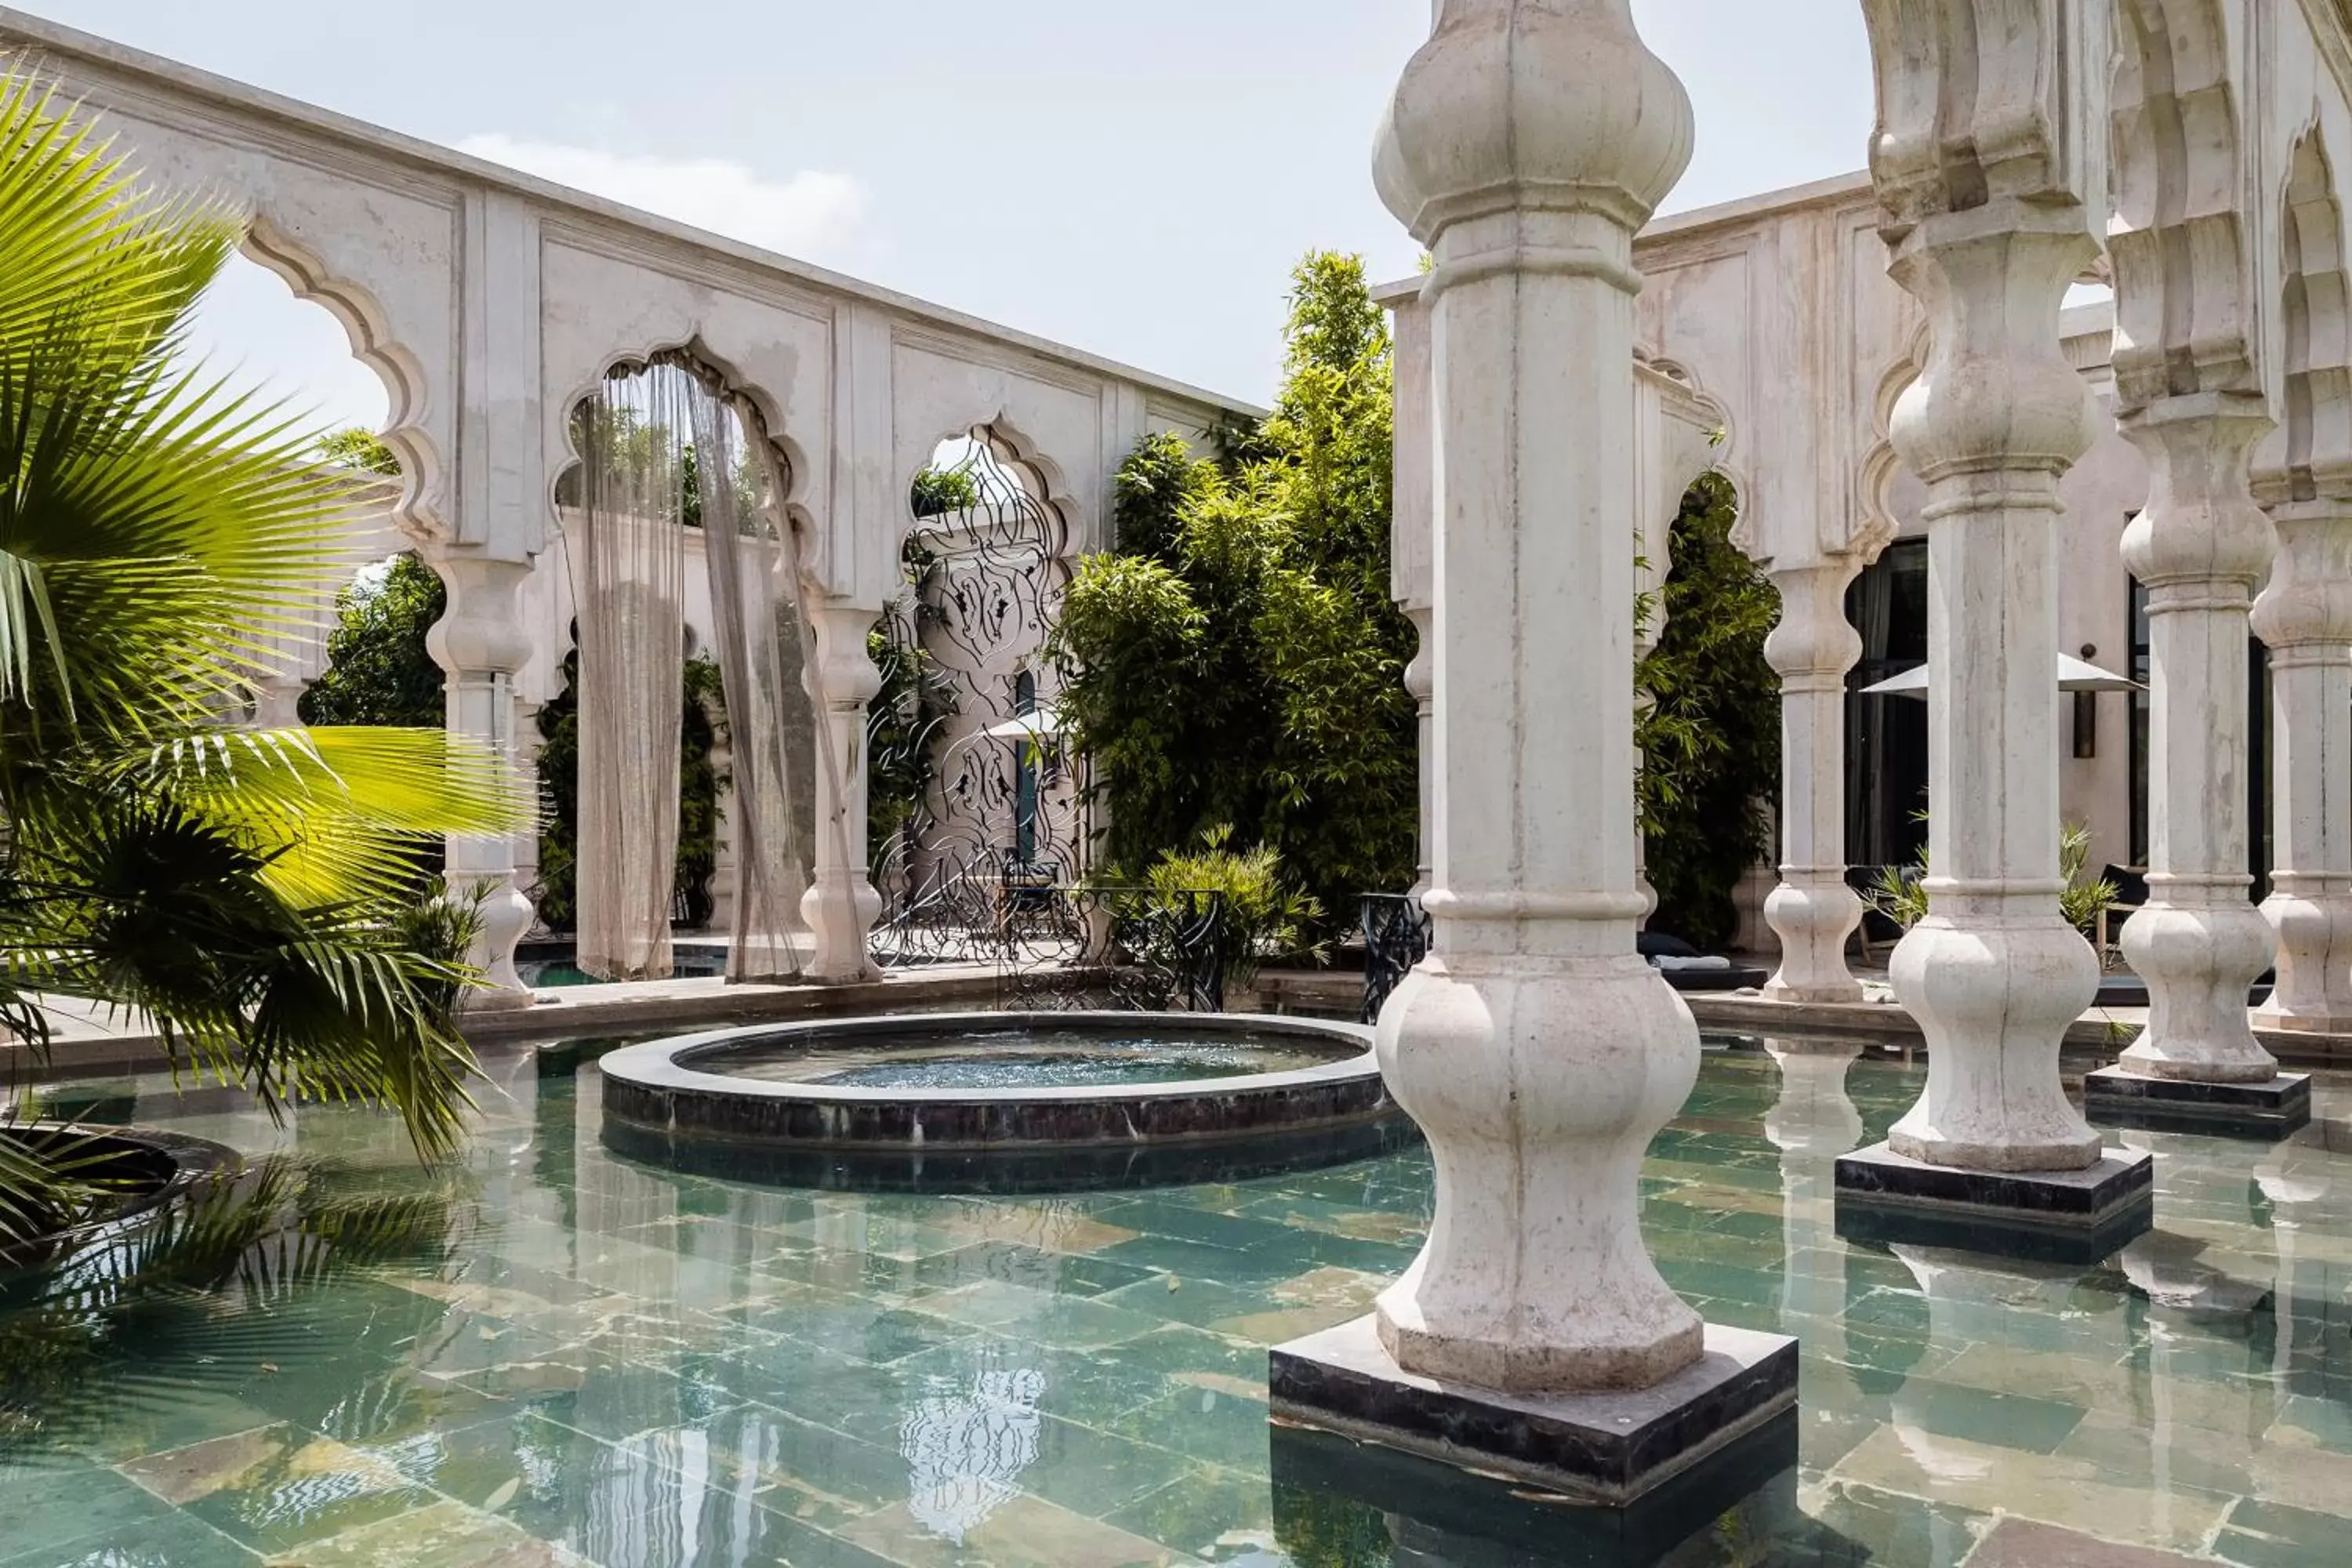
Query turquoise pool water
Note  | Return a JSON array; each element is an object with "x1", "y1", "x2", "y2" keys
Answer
[
  {"x1": 709, "y1": 1025, "x2": 1352, "y2": 1090},
  {"x1": 518, "y1": 951, "x2": 729, "y2": 989},
  {"x1": 2, "y1": 1040, "x2": 2348, "y2": 1566}
]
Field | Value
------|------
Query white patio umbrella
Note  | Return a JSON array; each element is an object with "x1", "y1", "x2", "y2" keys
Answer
[
  {"x1": 1860, "y1": 654, "x2": 2140, "y2": 699},
  {"x1": 944, "y1": 709, "x2": 1072, "y2": 758},
  {"x1": 979, "y1": 710, "x2": 1068, "y2": 742}
]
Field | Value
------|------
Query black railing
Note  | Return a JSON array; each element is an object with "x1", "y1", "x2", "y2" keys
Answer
[
  {"x1": 870, "y1": 876, "x2": 1225, "y2": 1013},
  {"x1": 1360, "y1": 892, "x2": 1432, "y2": 1025}
]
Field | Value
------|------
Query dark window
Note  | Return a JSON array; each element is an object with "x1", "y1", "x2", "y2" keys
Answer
[
  {"x1": 1013, "y1": 670, "x2": 1039, "y2": 866},
  {"x1": 1846, "y1": 539, "x2": 1930, "y2": 871}
]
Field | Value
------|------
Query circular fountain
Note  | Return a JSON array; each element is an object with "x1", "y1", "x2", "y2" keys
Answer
[{"x1": 596, "y1": 1011, "x2": 1410, "y2": 1191}]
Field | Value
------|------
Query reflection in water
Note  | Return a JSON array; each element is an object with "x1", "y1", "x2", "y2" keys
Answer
[
  {"x1": 0, "y1": 1155, "x2": 475, "y2": 1452},
  {"x1": 6, "y1": 1044, "x2": 2352, "y2": 1564},
  {"x1": 899, "y1": 1363, "x2": 1046, "y2": 1541}
]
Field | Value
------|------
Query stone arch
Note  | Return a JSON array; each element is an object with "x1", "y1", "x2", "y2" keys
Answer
[
  {"x1": 236, "y1": 219, "x2": 436, "y2": 526},
  {"x1": 2263, "y1": 122, "x2": 2352, "y2": 502},
  {"x1": 1854, "y1": 322, "x2": 1930, "y2": 568},
  {"x1": 1642, "y1": 354, "x2": 1744, "y2": 536},
  {"x1": 2108, "y1": 0, "x2": 2259, "y2": 405},
  {"x1": 547, "y1": 335, "x2": 817, "y2": 559}
]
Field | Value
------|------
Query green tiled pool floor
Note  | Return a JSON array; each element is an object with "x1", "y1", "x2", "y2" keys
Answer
[{"x1": 5, "y1": 1040, "x2": 2351, "y2": 1565}]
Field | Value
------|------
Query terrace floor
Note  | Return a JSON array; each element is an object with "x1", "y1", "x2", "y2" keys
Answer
[{"x1": 2, "y1": 1037, "x2": 2348, "y2": 1566}]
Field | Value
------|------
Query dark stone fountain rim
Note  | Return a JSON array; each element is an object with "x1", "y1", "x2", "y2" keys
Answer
[
  {"x1": 597, "y1": 1010, "x2": 1378, "y2": 1109},
  {"x1": 593, "y1": 1011, "x2": 1404, "y2": 1180},
  {"x1": 0, "y1": 1124, "x2": 245, "y2": 1271}
]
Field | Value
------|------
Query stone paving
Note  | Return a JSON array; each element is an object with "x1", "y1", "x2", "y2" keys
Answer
[{"x1": 0, "y1": 1040, "x2": 2347, "y2": 1565}]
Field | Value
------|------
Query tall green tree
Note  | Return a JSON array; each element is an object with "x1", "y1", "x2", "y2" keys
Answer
[
  {"x1": 0, "y1": 73, "x2": 528, "y2": 1236},
  {"x1": 299, "y1": 554, "x2": 446, "y2": 730},
  {"x1": 314, "y1": 426, "x2": 399, "y2": 476},
  {"x1": 1637, "y1": 473, "x2": 1780, "y2": 948},
  {"x1": 1051, "y1": 255, "x2": 1414, "y2": 936}
]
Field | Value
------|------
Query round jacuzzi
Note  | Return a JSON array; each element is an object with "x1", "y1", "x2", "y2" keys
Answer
[{"x1": 595, "y1": 1011, "x2": 1413, "y2": 1192}]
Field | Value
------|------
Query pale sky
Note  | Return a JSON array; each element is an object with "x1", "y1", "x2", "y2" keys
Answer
[{"x1": 44, "y1": 0, "x2": 1877, "y2": 432}]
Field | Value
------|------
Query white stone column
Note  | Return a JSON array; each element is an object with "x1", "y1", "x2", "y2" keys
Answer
[
  {"x1": 2114, "y1": 403, "x2": 2279, "y2": 1080},
  {"x1": 1386, "y1": 281, "x2": 1437, "y2": 906},
  {"x1": 705, "y1": 703, "x2": 739, "y2": 938},
  {"x1": 2252, "y1": 498, "x2": 2352, "y2": 1031},
  {"x1": 1368, "y1": 0, "x2": 1704, "y2": 1392},
  {"x1": 1403, "y1": 604, "x2": 1436, "y2": 902},
  {"x1": 249, "y1": 674, "x2": 307, "y2": 731},
  {"x1": 423, "y1": 552, "x2": 537, "y2": 1007},
  {"x1": 1763, "y1": 562, "x2": 1864, "y2": 1002},
  {"x1": 800, "y1": 598, "x2": 884, "y2": 983},
  {"x1": 1862, "y1": 2, "x2": 2108, "y2": 1174}
]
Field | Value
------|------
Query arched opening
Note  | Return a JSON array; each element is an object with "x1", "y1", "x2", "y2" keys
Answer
[
  {"x1": 539, "y1": 354, "x2": 819, "y2": 982},
  {"x1": 869, "y1": 429, "x2": 1076, "y2": 964},
  {"x1": 181, "y1": 253, "x2": 417, "y2": 730},
  {"x1": 1639, "y1": 470, "x2": 1778, "y2": 953},
  {"x1": 2275, "y1": 130, "x2": 2352, "y2": 502}
]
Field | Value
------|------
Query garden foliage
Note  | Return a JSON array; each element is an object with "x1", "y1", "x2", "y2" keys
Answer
[
  {"x1": 0, "y1": 73, "x2": 530, "y2": 1236},
  {"x1": 1051, "y1": 255, "x2": 1414, "y2": 943}
]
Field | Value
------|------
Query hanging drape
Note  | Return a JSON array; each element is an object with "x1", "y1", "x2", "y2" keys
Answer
[
  {"x1": 569, "y1": 366, "x2": 691, "y2": 981},
  {"x1": 568, "y1": 354, "x2": 858, "y2": 985},
  {"x1": 688, "y1": 374, "x2": 811, "y2": 982},
  {"x1": 735, "y1": 399, "x2": 866, "y2": 986}
]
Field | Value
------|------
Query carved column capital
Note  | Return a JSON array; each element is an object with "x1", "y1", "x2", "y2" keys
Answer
[
  {"x1": 1763, "y1": 562, "x2": 1864, "y2": 691},
  {"x1": 1376, "y1": 0, "x2": 1692, "y2": 281}
]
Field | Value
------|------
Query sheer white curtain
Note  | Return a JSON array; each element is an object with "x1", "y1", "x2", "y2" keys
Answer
[
  {"x1": 570, "y1": 355, "x2": 856, "y2": 985},
  {"x1": 690, "y1": 380, "x2": 811, "y2": 982},
  {"x1": 570, "y1": 367, "x2": 691, "y2": 980}
]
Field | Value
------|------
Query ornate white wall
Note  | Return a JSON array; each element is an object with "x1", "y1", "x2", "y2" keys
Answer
[{"x1": 0, "y1": 9, "x2": 1254, "y2": 999}]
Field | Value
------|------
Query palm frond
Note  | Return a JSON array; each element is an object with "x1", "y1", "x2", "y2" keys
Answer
[
  {"x1": 0, "y1": 68, "x2": 503, "y2": 1205},
  {"x1": 0, "y1": 71, "x2": 361, "y2": 746},
  {"x1": 125, "y1": 725, "x2": 534, "y2": 906}
]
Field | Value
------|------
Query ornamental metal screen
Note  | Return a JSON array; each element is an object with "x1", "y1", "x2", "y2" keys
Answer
[{"x1": 867, "y1": 434, "x2": 1078, "y2": 971}]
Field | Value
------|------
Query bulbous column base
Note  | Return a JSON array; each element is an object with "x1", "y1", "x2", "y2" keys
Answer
[
  {"x1": 2118, "y1": 900, "x2": 2278, "y2": 1082},
  {"x1": 800, "y1": 871, "x2": 883, "y2": 985},
  {"x1": 1887, "y1": 916, "x2": 2102, "y2": 1171},
  {"x1": 2256, "y1": 883, "x2": 2352, "y2": 1033},
  {"x1": 1762, "y1": 876, "x2": 1864, "y2": 1004},
  {"x1": 1373, "y1": 951, "x2": 1703, "y2": 1393},
  {"x1": 457, "y1": 873, "x2": 535, "y2": 1011},
  {"x1": 1762, "y1": 1040, "x2": 1864, "y2": 1157}
]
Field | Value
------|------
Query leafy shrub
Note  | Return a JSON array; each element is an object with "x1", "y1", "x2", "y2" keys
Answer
[
  {"x1": 1867, "y1": 820, "x2": 2118, "y2": 942},
  {"x1": 1142, "y1": 826, "x2": 1324, "y2": 986}
]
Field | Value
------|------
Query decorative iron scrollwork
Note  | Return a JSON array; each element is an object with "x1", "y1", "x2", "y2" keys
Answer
[
  {"x1": 1360, "y1": 892, "x2": 1432, "y2": 1024},
  {"x1": 992, "y1": 887, "x2": 1226, "y2": 1013},
  {"x1": 870, "y1": 434, "x2": 1082, "y2": 975}
]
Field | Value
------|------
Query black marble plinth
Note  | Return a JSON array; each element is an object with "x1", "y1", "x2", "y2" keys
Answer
[
  {"x1": 1268, "y1": 1410, "x2": 1810, "y2": 1564},
  {"x1": 2085, "y1": 1065, "x2": 2311, "y2": 1138},
  {"x1": 1833, "y1": 1141, "x2": 2155, "y2": 1264},
  {"x1": 1266, "y1": 1314, "x2": 1798, "y2": 1504}
]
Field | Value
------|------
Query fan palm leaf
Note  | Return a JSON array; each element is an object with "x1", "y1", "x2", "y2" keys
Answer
[
  {"x1": 127, "y1": 725, "x2": 530, "y2": 907},
  {"x1": 0, "y1": 67, "x2": 536, "y2": 1207}
]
